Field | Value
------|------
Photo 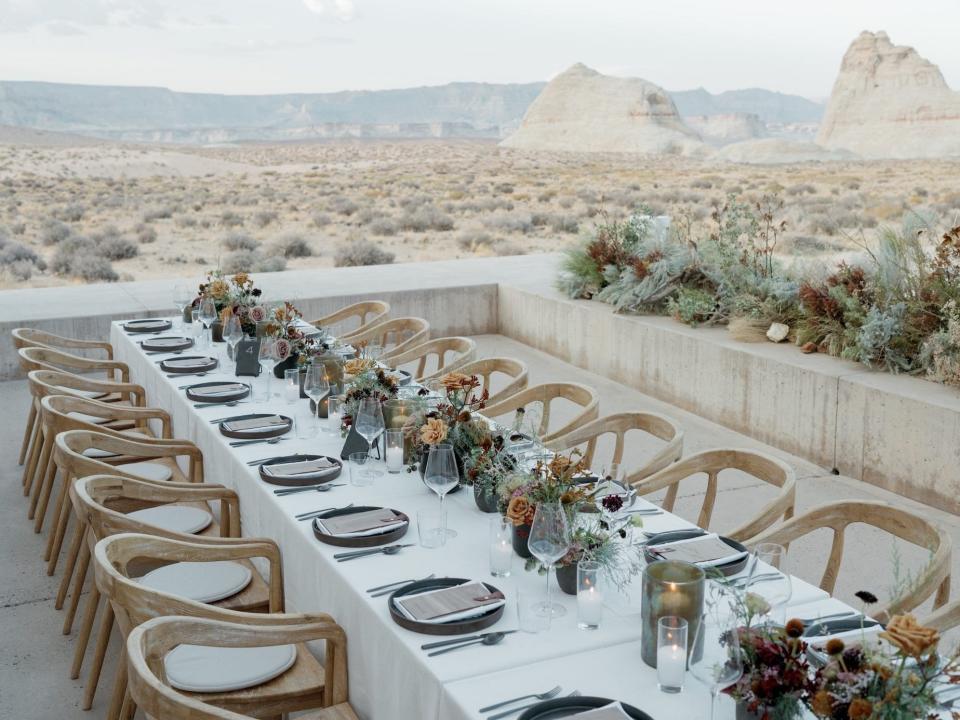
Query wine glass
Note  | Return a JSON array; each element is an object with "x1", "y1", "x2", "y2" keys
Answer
[
  {"x1": 355, "y1": 397, "x2": 385, "y2": 480},
  {"x1": 690, "y1": 613, "x2": 743, "y2": 720},
  {"x1": 363, "y1": 343, "x2": 384, "y2": 364},
  {"x1": 258, "y1": 337, "x2": 278, "y2": 401},
  {"x1": 423, "y1": 443, "x2": 459, "y2": 540},
  {"x1": 223, "y1": 315, "x2": 243, "y2": 365},
  {"x1": 172, "y1": 283, "x2": 191, "y2": 332},
  {"x1": 302, "y1": 364, "x2": 330, "y2": 429},
  {"x1": 747, "y1": 542, "x2": 793, "y2": 626},
  {"x1": 528, "y1": 502, "x2": 571, "y2": 619},
  {"x1": 198, "y1": 296, "x2": 217, "y2": 350}
]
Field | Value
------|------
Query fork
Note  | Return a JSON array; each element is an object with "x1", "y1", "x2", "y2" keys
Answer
[
  {"x1": 487, "y1": 689, "x2": 577, "y2": 719},
  {"x1": 296, "y1": 502, "x2": 354, "y2": 521},
  {"x1": 479, "y1": 685, "x2": 562, "y2": 714},
  {"x1": 369, "y1": 574, "x2": 436, "y2": 598}
]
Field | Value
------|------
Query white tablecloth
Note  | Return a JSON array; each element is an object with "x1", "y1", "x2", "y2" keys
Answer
[{"x1": 112, "y1": 319, "x2": 844, "y2": 720}]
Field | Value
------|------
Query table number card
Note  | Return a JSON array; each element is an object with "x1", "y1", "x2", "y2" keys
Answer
[{"x1": 235, "y1": 337, "x2": 262, "y2": 376}]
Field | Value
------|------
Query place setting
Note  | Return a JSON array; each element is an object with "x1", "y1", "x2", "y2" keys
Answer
[
  {"x1": 256, "y1": 454, "x2": 343, "y2": 487},
  {"x1": 388, "y1": 577, "x2": 507, "y2": 637},
  {"x1": 139, "y1": 335, "x2": 195, "y2": 353},
  {"x1": 185, "y1": 381, "x2": 251, "y2": 405},
  {"x1": 160, "y1": 354, "x2": 219, "y2": 376},
  {"x1": 218, "y1": 413, "x2": 293, "y2": 444},
  {"x1": 311, "y1": 505, "x2": 409, "y2": 548},
  {"x1": 122, "y1": 318, "x2": 173, "y2": 334}
]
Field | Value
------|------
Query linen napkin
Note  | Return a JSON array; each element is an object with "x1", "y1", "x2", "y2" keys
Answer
[
  {"x1": 190, "y1": 383, "x2": 248, "y2": 398},
  {"x1": 572, "y1": 703, "x2": 634, "y2": 719},
  {"x1": 222, "y1": 415, "x2": 287, "y2": 433},
  {"x1": 263, "y1": 458, "x2": 337, "y2": 477},
  {"x1": 394, "y1": 581, "x2": 505, "y2": 624},
  {"x1": 164, "y1": 357, "x2": 213, "y2": 369},
  {"x1": 647, "y1": 533, "x2": 747, "y2": 567},
  {"x1": 145, "y1": 337, "x2": 188, "y2": 347},
  {"x1": 314, "y1": 508, "x2": 406, "y2": 537}
]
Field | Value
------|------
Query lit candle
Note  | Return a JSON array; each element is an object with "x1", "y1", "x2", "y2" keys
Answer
[
  {"x1": 489, "y1": 539, "x2": 512, "y2": 577},
  {"x1": 386, "y1": 444, "x2": 403, "y2": 472},
  {"x1": 577, "y1": 585, "x2": 603, "y2": 629},
  {"x1": 657, "y1": 644, "x2": 686, "y2": 689},
  {"x1": 285, "y1": 383, "x2": 300, "y2": 404}
]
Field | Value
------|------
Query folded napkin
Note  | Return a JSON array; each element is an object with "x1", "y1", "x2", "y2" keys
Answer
[
  {"x1": 165, "y1": 357, "x2": 213, "y2": 369},
  {"x1": 190, "y1": 383, "x2": 248, "y2": 398},
  {"x1": 146, "y1": 337, "x2": 188, "y2": 347},
  {"x1": 263, "y1": 458, "x2": 337, "y2": 477},
  {"x1": 223, "y1": 415, "x2": 287, "y2": 433},
  {"x1": 394, "y1": 581, "x2": 505, "y2": 624},
  {"x1": 574, "y1": 703, "x2": 634, "y2": 719},
  {"x1": 647, "y1": 533, "x2": 747, "y2": 567},
  {"x1": 314, "y1": 508, "x2": 406, "y2": 537}
]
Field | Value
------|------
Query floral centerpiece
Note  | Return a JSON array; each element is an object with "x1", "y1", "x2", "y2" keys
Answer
[
  {"x1": 262, "y1": 301, "x2": 323, "y2": 373},
  {"x1": 193, "y1": 270, "x2": 263, "y2": 335},
  {"x1": 340, "y1": 363, "x2": 399, "y2": 434}
]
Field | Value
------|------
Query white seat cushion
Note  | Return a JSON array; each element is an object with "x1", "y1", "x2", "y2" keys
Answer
[
  {"x1": 121, "y1": 461, "x2": 173, "y2": 482},
  {"x1": 164, "y1": 643, "x2": 297, "y2": 693},
  {"x1": 67, "y1": 411, "x2": 110, "y2": 425},
  {"x1": 138, "y1": 561, "x2": 252, "y2": 604},
  {"x1": 126, "y1": 505, "x2": 212, "y2": 534},
  {"x1": 82, "y1": 447, "x2": 117, "y2": 459}
]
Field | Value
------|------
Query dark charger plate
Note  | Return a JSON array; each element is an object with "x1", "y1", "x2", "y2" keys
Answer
[
  {"x1": 218, "y1": 413, "x2": 292, "y2": 440},
  {"x1": 386, "y1": 368, "x2": 412, "y2": 386},
  {"x1": 259, "y1": 453, "x2": 342, "y2": 487},
  {"x1": 643, "y1": 529, "x2": 748, "y2": 577},
  {"x1": 123, "y1": 318, "x2": 172, "y2": 333},
  {"x1": 160, "y1": 355, "x2": 218, "y2": 374},
  {"x1": 312, "y1": 505, "x2": 407, "y2": 548},
  {"x1": 185, "y1": 381, "x2": 250, "y2": 404},
  {"x1": 388, "y1": 577, "x2": 505, "y2": 636},
  {"x1": 140, "y1": 336, "x2": 194, "y2": 353},
  {"x1": 518, "y1": 697, "x2": 653, "y2": 720}
]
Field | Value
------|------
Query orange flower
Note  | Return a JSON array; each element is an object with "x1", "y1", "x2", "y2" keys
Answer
[
  {"x1": 440, "y1": 372, "x2": 471, "y2": 392},
  {"x1": 419, "y1": 418, "x2": 448, "y2": 445},
  {"x1": 810, "y1": 690, "x2": 833, "y2": 716},
  {"x1": 879, "y1": 614, "x2": 939, "y2": 657},
  {"x1": 506, "y1": 497, "x2": 531, "y2": 526},
  {"x1": 848, "y1": 698, "x2": 872, "y2": 720},
  {"x1": 344, "y1": 358, "x2": 375, "y2": 376},
  {"x1": 785, "y1": 618, "x2": 805, "y2": 638}
]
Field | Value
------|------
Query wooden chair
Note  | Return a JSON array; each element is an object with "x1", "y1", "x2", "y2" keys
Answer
[
  {"x1": 748, "y1": 500, "x2": 952, "y2": 623},
  {"x1": 309, "y1": 300, "x2": 390, "y2": 340},
  {"x1": 127, "y1": 616, "x2": 358, "y2": 720},
  {"x1": 631, "y1": 449, "x2": 796, "y2": 542},
  {"x1": 545, "y1": 412, "x2": 684, "y2": 484},
  {"x1": 349, "y1": 317, "x2": 430, "y2": 360},
  {"x1": 921, "y1": 599, "x2": 960, "y2": 633},
  {"x1": 19, "y1": 345, "x2": 130, "y2": 383},
  {"x1": 385, "y1": 336, "x2": 477, "y2": 382},
  {"x1": 95, "y1": 533, "x2": 343, "y2": 720},
  {"x1": 13, "y1": 327, "x2": 113, "y2": 466},
  {"x1": 454, "y1": 357, "x2": 529, "y2": 405},
  {"x1": 481, "y1": 382, "x2": 600, "y2": 443},
  {"x1": 70, "y1": 475, "x2": 271, "y2": 712}
]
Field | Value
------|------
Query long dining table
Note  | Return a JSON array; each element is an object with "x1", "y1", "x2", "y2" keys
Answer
[{"x1": 111, "y1": 318, "x2": 878, "y2": 720}]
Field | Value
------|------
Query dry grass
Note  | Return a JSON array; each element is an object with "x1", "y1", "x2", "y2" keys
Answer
[{"x1": 0, "y1": 139, "x2": 959, "y2": 288}]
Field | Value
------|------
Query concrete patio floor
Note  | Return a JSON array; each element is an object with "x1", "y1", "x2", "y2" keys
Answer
[{"x1": 2, "y1": 333, "x2": 958, "y2": 719}]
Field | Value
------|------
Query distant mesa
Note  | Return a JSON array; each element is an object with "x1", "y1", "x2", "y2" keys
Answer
[
  {"x1": 683, "y1": 113, "x2": 767, "y2": 146},
  {"x1": 501, "y1": 63, "x2": 705, "y2": 155},
  {"x1": 817, "y1": 30, "x2": 960, "y2": 159},
  {"x1": 717, "y1": 138, "x2": 856, "y2": 165}
]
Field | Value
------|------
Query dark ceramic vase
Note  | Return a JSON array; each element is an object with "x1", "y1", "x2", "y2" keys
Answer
[
  {"x1": 555, "y1": 562, "x2": 578, "y2": 595},
  {"x1": 273, "y1": 353, "x2": 299, "y2": 378},
  {"x1": 512, "y1": 523, "x2": 532, "y2": 558},
  {"x1": 735, "y1": 703, "x2": 768, "y2": 720},
  {"x1": 473, "y1": 483, "x2": 499, "y2": 513},
  {"x1": 210, "y1": 320, "x2": 224, "y2": 343}
]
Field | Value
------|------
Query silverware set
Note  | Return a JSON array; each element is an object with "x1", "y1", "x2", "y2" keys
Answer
[
  {"x1": 193, "y1": 399, "x2": 248, "y2": 409},
  {"x1": 483, "y1": 687, "x2": 576, "y2": 719},
  {"x1": 366, "y1": 574, "x2": 436, "y2": 598},
  {"x1": 426, "y1": 631, "x2": 511, "y2": 657},
  {"x1": 166, "y1": 371, "x2": 211, "y2": 378},
  {"x1": 273, "y1": 483, "x2": 344, "y2": 495},
  {"x1": 731, "y1": 571, "x2": 784, "y2": 587},
  {"x1": 333, "y1": 543, "x2": 413, "y2": 562},
  {"x1": 296, "y1": 503, "x2": 354, "y2": 521},
  {"x1": 228, "y1": 437, "x2": 288, "y2": 448}
]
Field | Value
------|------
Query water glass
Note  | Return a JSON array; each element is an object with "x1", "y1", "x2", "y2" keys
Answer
[
  {"x1": 748, "y1": 542, "x2": 793, "y2": 625},
  {"x1": 349, "y1": 452, "x2": 373, "y2": 487},
  {"x1": 294, "y1": 408, "x2": 316, "y2": 440},
  {"x1": 284, "y1": 369, "x2": 301, "y2": 404},
  {"x1": 576, "y1": 560, "x2": 603, "y2": 630},
  {"x1": 657, "y1": 617, "x2": 688, "y2": 693},
  {"x1": 327, "y1": 396, "x2": 342, "y2": 436},
  {"x1": 488, "y1": 516, "x2": 513, "y2": 578},
  {"x1": 416, "y1": 508, "x2": 447, "y2": 549},
  {"x1": 385, "y1": 429, "x2": 404, "y2": 473},
  {"x1": 517, "y1": 587, "x2": 550, "y2": 633}
]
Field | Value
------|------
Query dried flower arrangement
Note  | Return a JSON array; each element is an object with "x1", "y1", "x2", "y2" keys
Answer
[
  {"x1": 194, "y1": 269, "x2": 263, "y2": 334},
  {"x1": 405, "y1": 372, "x2": 491, "y2": 459},
  {"x1": 497, "y1": 452, "x2": 591, "y2": 526},
  {"x1": 340, "y1": 365, "x2": 399, "y2": 432}
]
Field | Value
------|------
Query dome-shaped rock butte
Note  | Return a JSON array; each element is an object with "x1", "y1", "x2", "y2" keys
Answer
[
  {"x1": 817, "y1": 30, "x2": 960, "y2": 159},
  {"x1": 501, "y1": 63, "x2": 704, "y2": 155}
]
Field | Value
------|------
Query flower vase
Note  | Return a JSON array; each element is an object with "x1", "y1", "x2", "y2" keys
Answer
[
  {"x1": 210, "y1": 320, "x2": 224, "y2": 343},
  {"x1": 473, "y1": 483, "x2": 499, "y2": 513},
  {"x1": 555, "y1": 562, "x2": 578, "y2": 595},
  {"x1": 512, "y1": 523, "x2": 532, "y2": 558},
  {"x1": 273, "y1": 353, "x2": 299, "y2": 379}
]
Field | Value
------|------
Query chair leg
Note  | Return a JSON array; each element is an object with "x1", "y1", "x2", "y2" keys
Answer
[
  {"x1": 82, "y1": 600, "x2": 114, "y2": 709},
  {"x1": 63, "y1": 536, "x2": 91, "y2": 633},
  {"x1": 72, "y1": 586, "x2": 100, "y2": 679},
  {"x1": 44, "y1": 472, "x2": 71, "y2": 563},
  {"x1": 21, "y1": 419, "x2": 41, "y2": 493},
  {"x1": 33, "y1": 461, "x2": 58, "y2": 534},
  {"x1": 120, "y1": 692, "x2": 136, "y2": 720},
  {"x1": 27, "y1": 434, "x2": 52, "y2": 520},
  {"x1": 54, "y1": 520, "x2": 83, "y2": 606},
  {"x1": 106, "y1": 645, "x2": 128, "y2": 720},
  {"x1": 18, "y1": 402, "x2": 36, "y2": 465}
]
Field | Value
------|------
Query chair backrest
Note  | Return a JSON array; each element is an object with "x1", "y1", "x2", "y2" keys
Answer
[
  {"x1": 19, "y1": 345, "x2": 129, "y2": 383},
  {"x1": 54, "y1": 429, "x2": 204, "y2": 485},
  {"x1": 28, "y1": 368, "x2": 146, "y2": 407},
  {"x1": 749, "y1": 500, "x2": 952, "y2": 623},
  {"x1": 311, "y1": 300, "x2": 390, "y2": 339},
  {"x1": 127, "y1": 616, "x2": 350, "y2": 718},
  {"x1": 352, "y1": 317, "x2": 430, "y2": 360},
  {"x1": 481, "y1": 382, "x2": 600, "y2": 443},
  {"x1": 921, "y1": 599, "x2": 960, "y2": 633},
  {"x1": 41, "y1": 393, "x2": 172, "y2": 440},
  {"x1": 545, "y1": 412, "x2": 684, "y2": 483},
  {"x1": 632, "y1": 449, "x2": 796, "y2": 542},
  {"x1": 387, "y1": 337, "x2": 477, "y2": 382},
  {"x1": 13, "y1": 327, "x2": 113, "y2": 359},
  {"x1": 455, "y1": 357, "x2": 529, "y2": 406}
]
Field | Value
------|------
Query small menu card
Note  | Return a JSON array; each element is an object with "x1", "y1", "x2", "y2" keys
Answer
[
  {"x1": 222, "y1": 415, "x2": 287, "y2": 433},
  {"x1": 263, "y1": 458, "x2": 337, "y2": 477},
  {"x1": 190, "y1": 383, "x2": 248, "y2": 397},
  {"x1": 164, "y1": 357, "x2": 213, "y2": 369},
  {"x1": 394, "y1": 582, "x2": 505, "y2": 623},
  {"x1": 146, "y1": 337, "x2": 188, "y2": 347},
  {"x1": 315, "y1": 508, "x2": 406, "y2": 537},
  {"x1": 647, "y1": 534, "x2": 747, "y2": 567}
]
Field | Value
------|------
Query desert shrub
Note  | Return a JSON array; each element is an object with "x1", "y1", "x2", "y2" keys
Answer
[
  {"x1": 334, "y1": 239, "x2": 395, "y2": 267},
  {"x1": 72, "y1": 255, "x2": 119, "y2": 282},
  {"x1": 549, "y1": 214, "x2": 579, "y2": 234},
  {"x1": 311, "y1": 212, "x2": 331, "y2": 227},
  {"x1": 10, "y1": 222, "x2": 25, "y2": 235},
  {"x1": 222, "y1": 232, "x2": 259, "y2": 252},
  {"x1": 0, "y1": 235, "x2": 46, "y2": 281},
  {"x1": 41, "y1": 219, "x2": 72, "y2": 245},
  {"x1": 175, "y1": 215, "x2": 197, "y2": 228},
  {"x1": 253, "y1": 210, "x2": 278, "y2": 228},
  {"x1": 369, "y1": 217, "x2": 399, "y2": 236},
  {"x1": 51, "y1": 236, "x2": 118, "y2": 282},
  {"x1": 220, "y1": 210, "x2": 244, "y2": 227},
  {"x1": 399, "y1": 207, "x2": 454, "y2": 232},
  {"x1": 481, "y1": 212, "x2": 533, "y2": 234},
  {"x1": 270, "y1": 233, "x2": 312, "y2": 258},
  {"x1": 134, "y1": 223, "x2": 157, "y2": 243},
  {"x1": 786, "y1": 183, "x2": 817, "y2": 196},
  {"x1": 54, "y1": 203, "x2": 85, "y2": 222},
  {"x1": 330, "y1": 197, "x2": 359, "y2": 216},
  {"x1": 456, "y1": 231, "x2": 492, "y2": 251},
  {"x1": 92, "y1": 227, "x2": 139, "y2": 260},
  {"x1": 142, "y1": 204, "x2": 174, "y2": 222},
  {"x1": 690, "y1": 178, "x2": 713, "y2": 190},
  {"x1": 493, "y1": 240, "x2": 523, "y2": 256},
  {"x1": 222, "y1": 249, "x2": 287, "y2": 274}
]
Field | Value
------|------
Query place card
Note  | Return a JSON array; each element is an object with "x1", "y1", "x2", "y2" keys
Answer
[
  {"x1": 315, "y1": 509, "x2": 406, "y2": 537},
  {"x1": 394, "y1": 581, "x2": 505, "y2": 623},
  {"x1": 222, "y1": 415, "x2": 287, "y2": 433},
  {"x1": 263, "y1": 458, "x2": 337, "y2": 476},
  {"x1": 647, "y1": 534, "x2": 746, "y2": 567}
]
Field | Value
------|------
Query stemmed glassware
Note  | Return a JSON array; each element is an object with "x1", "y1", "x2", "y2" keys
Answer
[
  {"x1": 302, "y1": 364, "x2": 330, "y2": 431},
  {"x1": 690, "y1": 611, "x2": 743, "y2": 720},
  {"x1": 355, "y1": 398, "x2": 385, "y2": 480},
  {"x1": 258, "y1": 337, "x2": 279, "y2": 401},
  {"x1": 528, "y1": 502, "x2": 571, "y2": 619},
  {"x1": 363, "y1": 343, "x2": 384, "y2": 364},
  {"x1": 198, "y1": 296, "x2": 217, "y2": 351},
  {"x1": 172, "y1": 283, "x2": 191, "y2": 333},
  {"x1": 423, "y1": 443, "x2": 459, "y2": 540},
  {"x1": 223, "y1": 315, "x2": 243, "y2": 365},
  {"x1": 747, "y1": 542, "x2": 793, "y2": 626}
]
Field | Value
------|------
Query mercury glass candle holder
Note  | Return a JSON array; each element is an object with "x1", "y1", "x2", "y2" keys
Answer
[
  {"x1": 383, "y1": 398, "x2": 424, "y2": 463},
  {"x1": 641, "y1": 560, "x2": 704, "y2": 668}
]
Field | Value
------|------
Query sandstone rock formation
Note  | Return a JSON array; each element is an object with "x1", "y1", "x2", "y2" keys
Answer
[
  {"x1": 817, "y1": 31, "x2": 960, "y2": 159},
  {"x1": 501, "y1": 64, "x2": 704, "y2": 155},
  {"x1": 718, "y1": 138, "x2": 855, "y2": 164},
  {"x1": 683, "y1": 113, "x2": 766, "y2": 146}
]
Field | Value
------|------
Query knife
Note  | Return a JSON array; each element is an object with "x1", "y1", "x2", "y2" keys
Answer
[{"x1": 421, "y1": 630, "x2": 517, "y2": 651}]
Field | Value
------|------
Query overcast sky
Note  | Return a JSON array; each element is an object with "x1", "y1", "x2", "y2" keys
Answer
[{"x1": 0, "y1": 0, "x2": 957, "y2": 100}]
